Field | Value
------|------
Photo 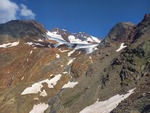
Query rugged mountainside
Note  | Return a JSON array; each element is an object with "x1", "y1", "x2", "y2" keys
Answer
[{"x1": 0, "y1": 14, "x2": 150, "y2": 113}]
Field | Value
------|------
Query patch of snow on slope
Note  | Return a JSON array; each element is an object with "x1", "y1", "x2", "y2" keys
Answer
[
  {"x1": 34, "y1": 97, "x2": 39, "y2": 100},
  {"x1": 38, "y1": 39, "x2": 43, "y2": 42},
  {"x1": 47, "y1": 31, "x2": 63, "y2": 39},
  {"x1": 68, "y1": 49, "x2": 76, "y2": 56},
  {"x1": 86, "y1": 37, "x2": 93, "y2": 42},
  {"x1": 30, "y1": 51, "x2": 33, "y2": 54},
  {"x1": 34, "y1": 43, "x2": 44, "y2": 47},
  {"x1": 40, "y1": 90, "x2": 47, "y2": 97},
  {"x1": 63, "y1": 72, "x2": 68, "y2": 74},
  {"x1": 26, "y1": 42, "x2": 45, "y2": 47},
  {"x1": 62, "y1": 81, "x2": 78, "y2": 89},
  {"x1": 29, "y1": 103, "x2": 48, "y2": 113},
  {"x1": 47, "y1": 31, "x2": 67, "y2": 45},
  {"x1": 68, "y1": 35, "x2": 84, "y2": 43},
  {"x1": 67, "y1": 58, "x2": 76, "y2": 65},
  {"x1": 21, "y1": 76, "x2": 24, "y2": 80},
  {"x1": 89, "y1": 56, "x2": 92, "y2": 60},
  {"x1": 59, "y1": 49, "x2": 69, "y2": 53},
  {"x1": 91, "y1": 36, "x2": 101, "y2": 43},
  {"x1": 56, "y1": 53, "x2": 60, "y2": 58},
  {"x1": 0, "y1": 41, "x2": 19, "y2": 48},
  {"x1": 79, "y1": 88, "x2": 135, "y2": 113},
  {"x1": 116, "y1": 43, "x2": 127, "y2": 52},
  {"x1": 21, "y1": 74, "x2": 62, "y2": 95},
  {"x1": 26, "y1": 42, "x2": 34, "y2": 46}
]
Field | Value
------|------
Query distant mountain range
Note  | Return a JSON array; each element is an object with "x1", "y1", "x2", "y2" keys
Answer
[{"x1": 0, "y1": 14, "x2": 150, "y2": 113}]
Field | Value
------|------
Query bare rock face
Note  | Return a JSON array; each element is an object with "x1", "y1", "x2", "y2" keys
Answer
[
  {"x1": 106, "y1": 22, "x2": 135, "y2": 41},
  {"x1": 99, "y1": 22, "x2": 135, "y2": 48},
  {"x1": 0, "y1": 20, "x2": 47, "y2": 43}
]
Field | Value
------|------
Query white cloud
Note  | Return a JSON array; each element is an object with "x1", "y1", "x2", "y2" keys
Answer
[
  {"x1": 0, "y1": 0, "x2": 19, "y2": 23},
  {"x1": 20, "y1": 4, "x2": 35, "y2": 19},
  {"x1": 0, "y1": 0, "x2": 36, "y2": 23}
]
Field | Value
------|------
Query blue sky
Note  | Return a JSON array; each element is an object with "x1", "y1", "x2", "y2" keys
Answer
[{"x1": 1, "y1": 0, "x2": 150, "y2": 38}]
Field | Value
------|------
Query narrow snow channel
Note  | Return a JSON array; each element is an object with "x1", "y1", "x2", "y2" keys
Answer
[
  {"x1": 30, "y1": 51, "x2": 33, "y2": 54},
  {"x1": 67, "y1": 58, "x2": 76, "y2": 65},
  {"x1": 80, "y1": 88, "x2": 135, "y2": 113},
  {"x1": 68, "y1": 49, "x2": 76, "y2": 56}
]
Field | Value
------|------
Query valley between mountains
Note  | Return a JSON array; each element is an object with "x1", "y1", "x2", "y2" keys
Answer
[{"x1": 0, "y1": 14, "x2": 150, "y2": 113}]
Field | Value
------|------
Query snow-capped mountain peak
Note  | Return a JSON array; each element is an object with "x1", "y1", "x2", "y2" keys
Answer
[{"x1": 46, "y1": 30, "x2": 100, "y2": 54}]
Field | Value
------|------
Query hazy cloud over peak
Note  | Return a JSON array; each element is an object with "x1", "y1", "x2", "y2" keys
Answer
[
  {"x1": 0, "y1": 0, "x2": 19, "y2": 23},
  {"x1": 20, "y1": 4, "x2": 35, "y2": 19},
  {"x1": 0, "y1": 0, "x2": 36, "y2": 23}
]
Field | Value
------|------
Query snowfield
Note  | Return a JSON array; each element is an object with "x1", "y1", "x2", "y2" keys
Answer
[{"x1": 80, "y1": 88, "x2": 135, "y2": 113}]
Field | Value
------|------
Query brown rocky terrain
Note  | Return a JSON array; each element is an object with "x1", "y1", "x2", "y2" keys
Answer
[{"x1": 0, "y1": 14, "x2": 150, "y2": 113}]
